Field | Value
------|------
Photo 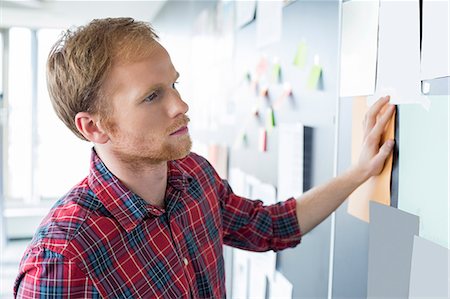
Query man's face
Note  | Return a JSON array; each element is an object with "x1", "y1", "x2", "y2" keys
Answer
[{"x1": 100, "y1": 42, "x2": 192, "y2": 166}]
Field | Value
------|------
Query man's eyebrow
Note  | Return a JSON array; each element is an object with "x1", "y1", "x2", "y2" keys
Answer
[
  {"x1": 175, "y1": 71, "x2": 180, "y2": 81},
  {"x1": 137, "y1": 72, "x2": 180, "y2": 101}
]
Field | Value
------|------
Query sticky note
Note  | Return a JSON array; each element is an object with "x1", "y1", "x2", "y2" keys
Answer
[
  {"x1": 259, "y1": 128, "x2": 267, "y2": 152},
  {"x1": 266, "y1": 108, "x2": 275, "y2": 131},
  {"x1": 293, "y1": 42, "x2": 307, "y2": 69},
  {"x1": 307, "y1": 65, "x2": 322, "y2": 90},
  {"x1": 272, "y1": 63, "x2": 281, "y2": 83}
]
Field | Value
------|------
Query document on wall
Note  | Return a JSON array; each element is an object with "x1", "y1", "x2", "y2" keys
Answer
[
  {"x1": 228, "y1": 168, "x2": 248, "y2": 197},
  {"x1": 277, "y1": 123, "x2": 304, "y2": 202},
  {"x1": 408, "y1": 236, "x2": 449, "y2": 298},
  {"x1": 235, "y1": 0, "x2": 257, "y2": 28},
  {"x1": 269, "y1": 271, "x2": 293, "y2": 299},
  {"x1": 256, "y1": 0, "x2": 283, "y2": 48},
  {"x1": 248, "y1": 256, "x2": 268, "y2": 299},
  {"x1": 339, "y1": 0, "x2": 379, "y2": 97},
  {"x1": 420, "y1": 0, "x2": 450, "y2": 80},
  {"x1": 231, "y1": 248, "x2": 250, "y2": 299},
  {"x1": 369, "y1": 0, "x2": 430, "y2": 109},
  {"x1": 207, "y1": 144, "x2": 229, "y2": 179}
]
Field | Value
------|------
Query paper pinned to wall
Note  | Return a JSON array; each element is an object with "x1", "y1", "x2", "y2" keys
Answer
[
  {"x1": 235, "y1": 0, "x2": 257, "y2": 29},
  {"x1": 367, "y1": 202, "x2": 420, "y2": 298},
  {"x1": 369, "y1": 0, "x2": 429, "y2": 109},
  {"x1": 269, "y1": 271, "x2": 293, "y2": 299},
  {"x1": 347, "y1": 97, "x2": 395, "y2": 222},
  {"x1": 256, "y1": 0, "x2": 283, "y2": 48},
  {"x1": 231, "y1": 248, "x2": 250, "y2": 299},
  {"x1": 398, "y1": 96, "x2": 449, "y2": 249},
  {"x1": 408, "y1": 236, "x2": 449, "y2": 298},
  {"x1": 339, "y1": 0, "x2": 379, "y2": 97},
  {"x1": 420, "y1": 0, "x2": 450, "y2": 80},
  {"x1": 207, "y1": 144, "x2": 229, "y2": 179},
  {"x1": 277, "y1": 123, "x2": 304, "y2": 202}
]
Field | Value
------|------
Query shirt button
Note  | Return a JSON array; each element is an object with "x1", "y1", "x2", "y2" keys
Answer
[{"x1": 183, "y1": 258, "x2": 188, "y2": 266}]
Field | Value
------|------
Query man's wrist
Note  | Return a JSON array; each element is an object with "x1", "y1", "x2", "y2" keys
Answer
[{"x1": 347, "y1": 164, "x2": 371, "y2": 186}]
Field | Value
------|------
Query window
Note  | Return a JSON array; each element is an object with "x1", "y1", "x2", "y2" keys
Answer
[{"x1": 4, "y1": 27, "x2": 91, "y2": 206}]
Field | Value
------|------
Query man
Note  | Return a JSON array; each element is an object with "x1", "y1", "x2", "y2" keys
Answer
[{"x1": 14, "y1": 18, "x2": 395, "y2": 298}]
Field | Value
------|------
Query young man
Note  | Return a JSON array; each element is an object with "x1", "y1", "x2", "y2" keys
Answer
[{"x1": 14, "y1": 18, "x2": 395, "y2": 298}]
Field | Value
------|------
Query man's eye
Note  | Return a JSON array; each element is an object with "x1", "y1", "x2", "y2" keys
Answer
[
  {"x1": 172, "y1": 81, "x2": 179, "y2": 89},
  {"x1": 144, "y1": 92, "x2": 158, "y2": 102}
]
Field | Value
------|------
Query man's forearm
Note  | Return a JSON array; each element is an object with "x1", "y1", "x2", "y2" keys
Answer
[{"x1": 295, "y1": 165, "x2": 368, "y2": 235}]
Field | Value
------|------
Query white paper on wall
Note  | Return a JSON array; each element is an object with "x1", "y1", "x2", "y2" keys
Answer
[
  {"x1": 277, "y1": 123, "x2": 304, "y2": 202},
  {"x1": 369, "y1": 0, "x2": 430, "y2": 109},
  {"x1": 420, "y1": 0, "x2": 450, "y2": 80},
  {"x1": 256, "y1": 0, "x2": 283, "y2": 48},
  {"x1": 269, "y1": 271, "x2": 293, "y2": 299},
  {"x1": 340, "y1": 0, "x2": 379, "y2": 97}
]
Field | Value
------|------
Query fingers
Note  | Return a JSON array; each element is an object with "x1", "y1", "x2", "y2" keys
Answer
[
  {"x1": 372, "y1": 139, "x2": 395, "y2": 174},
  {"x1": 364, "y1": 96, "x2": 391, "y2": 134},
  {"x1": 369, "y1": 103, "x2": 395, "y2": 141}
]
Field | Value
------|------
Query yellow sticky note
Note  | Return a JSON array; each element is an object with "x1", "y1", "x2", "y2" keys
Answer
[
  {"x1": 307, "y1": 65, "x2": 322, "y2": 90},
  {"x1": 293, "y1": 42, "x2": 307, "y2": 69},
  {"x1": 272, "y1": 63, "x2": 281, "y2": 83}
]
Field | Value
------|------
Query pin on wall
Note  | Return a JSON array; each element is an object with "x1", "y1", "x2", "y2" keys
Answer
[{"x1": 273, "y1": 82, "x2": 293, "y2": 110}]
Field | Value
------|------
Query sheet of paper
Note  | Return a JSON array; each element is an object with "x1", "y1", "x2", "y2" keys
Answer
[
  {"x1": 369, "y1": 0, "x2": 429, "y2": 108},
  {"x1": 235, "y1": 0, "x2": 257, "y2": 28},
  {"x1": 249, "y1": 178, "x2": 277, "y2": 206},
  {"x1": 398, "y1": 96, "x2": 449, "y2": 249},
  {"x1": 347, "y1": 97, "x2": 394, "y2": 222},
  {"x1": 231, "y1": 248, "x2": 250, "y2": 298},
  {"x1": 248, "y1": 256, "x2": 268, "y2": 299},
  {"x1": 228, "y1": 168, "x2": 248, "y2": 197},
  {"x1": 408, "y1": 235, "x2": 449, "y2": 298},
  {"x1": 339, "y1": 0, "x2": 379, "y2": 97},
  {"x1": 207, "y1": 144, "x2": 229, "y2": 179},
  {"x1": 420, "y1": 0, "x2": 450, "y2": 80},
  {"x1": 367, "y1": 202, "x2": 419, "y2": 299},
  {"x1": 256, "y1": 0, "x2": 283, "y2": 48},
  {"x1": 269, "y1": 271, "x2": 293, "y2": 299},
  {"x1": 277, "y1": 123, "x2": 304, "y2": 202}
]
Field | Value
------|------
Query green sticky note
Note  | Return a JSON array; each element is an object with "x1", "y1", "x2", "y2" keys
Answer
[
  {"x1": 293, "y1": 42, "x2": 307, "y2": 69},
  {"x1": 266, "y1": 108, "x2": 275, "y2": 131},
  {"x1": 307, "y1": 65, "x2": 322, "y2": 90},
  {"x1": 272, "y1": 63, "x2": 281, "y2": 83}
]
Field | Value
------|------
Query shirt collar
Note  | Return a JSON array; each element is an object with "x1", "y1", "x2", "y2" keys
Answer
[{"x1": 87, "y1": 148, "x2": 192, "y2": 232}]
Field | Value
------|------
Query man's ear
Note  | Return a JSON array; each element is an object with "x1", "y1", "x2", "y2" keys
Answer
[{"x1": 75, "y1": 112, "x2": 110, "y2": 144}]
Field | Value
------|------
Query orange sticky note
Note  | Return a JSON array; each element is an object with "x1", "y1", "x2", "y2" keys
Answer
[{"x1": 347, "y1": 96, "x2": 395, "y2": 222}]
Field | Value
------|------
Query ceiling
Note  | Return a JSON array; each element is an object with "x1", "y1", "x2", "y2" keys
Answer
[{"x1": 0, "y1": 0, "x2": 168, "y2": 29}]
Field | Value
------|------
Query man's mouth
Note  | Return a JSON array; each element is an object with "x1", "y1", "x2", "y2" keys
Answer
[{"x1": 170, "y1": 126, "x2": 189, "y2": 136}]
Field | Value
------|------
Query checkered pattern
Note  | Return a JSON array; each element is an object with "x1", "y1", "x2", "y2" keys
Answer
[{"x1": 14, "y1": 149, "x2": 302, "y2": 298}]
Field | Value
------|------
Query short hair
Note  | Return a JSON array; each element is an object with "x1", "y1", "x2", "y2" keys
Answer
[{"x1": 47, "y1": 17, "x2": 159, "y2": 141}]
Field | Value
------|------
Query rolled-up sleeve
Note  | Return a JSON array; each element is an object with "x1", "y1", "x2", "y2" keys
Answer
[{"x1": 217, "y1": 177, "x2": 302, "y2": 252}]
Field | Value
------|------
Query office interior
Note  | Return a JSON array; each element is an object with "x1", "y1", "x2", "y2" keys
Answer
[{"x1": 0, "y1": 0, "x2": 449, "y2": 298}]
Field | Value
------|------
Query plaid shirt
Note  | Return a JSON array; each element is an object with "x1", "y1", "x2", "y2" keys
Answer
[{"x1": 14, "y1": 149, "x2": 301, "y2": 298}]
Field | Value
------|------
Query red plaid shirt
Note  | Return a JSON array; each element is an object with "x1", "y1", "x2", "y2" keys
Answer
[{"x1": 14, "y1": 149, "x2": 301, "y2": 298}]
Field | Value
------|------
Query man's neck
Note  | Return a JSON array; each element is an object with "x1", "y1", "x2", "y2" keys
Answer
[{"x1": 94, "y1": 146, "x2": 168, "y2": 208}]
